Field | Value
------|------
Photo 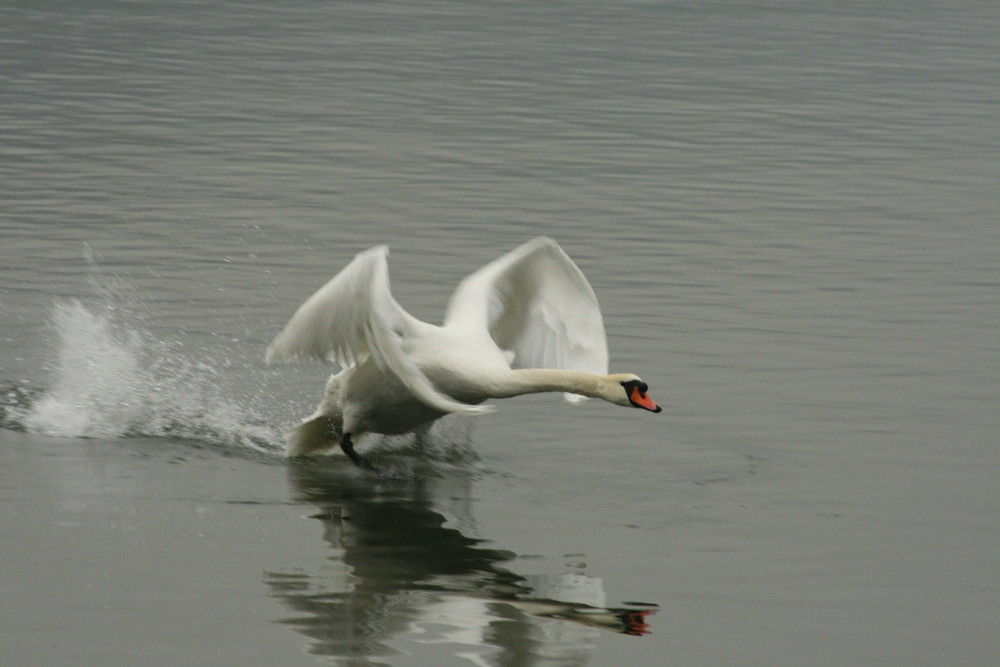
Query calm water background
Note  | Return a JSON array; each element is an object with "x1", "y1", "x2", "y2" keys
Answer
[{"x1": 2, "y1": 1, "x2": 998, "y2": 665}]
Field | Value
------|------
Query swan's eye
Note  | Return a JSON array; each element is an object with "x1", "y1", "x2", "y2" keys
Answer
[{"x1": 621, "y1": 379, "x2": 646, "y2": 397}]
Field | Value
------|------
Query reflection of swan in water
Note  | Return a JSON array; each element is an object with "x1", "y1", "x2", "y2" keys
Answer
[{"x1": 265, "y1": 460, "x2": 656, "y2": 666}]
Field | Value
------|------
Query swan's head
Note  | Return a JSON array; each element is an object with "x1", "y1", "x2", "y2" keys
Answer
[{"x1": 605, "y1": 374, "x2": 662, "y2": 413}]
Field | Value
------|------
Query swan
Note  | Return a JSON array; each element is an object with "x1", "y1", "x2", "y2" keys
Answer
[{"x1": 265, "y1": 237, "x2": 661, "y2": 468}]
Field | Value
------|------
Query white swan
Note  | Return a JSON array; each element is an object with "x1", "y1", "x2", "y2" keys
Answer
[{"x1": 265, "y1": 237, "x2": 661, "y2": 467}]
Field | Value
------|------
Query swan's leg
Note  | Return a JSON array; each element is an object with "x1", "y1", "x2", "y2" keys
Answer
[{"x1": 340, "y1": 433, "x2": 375, "y2": 470}]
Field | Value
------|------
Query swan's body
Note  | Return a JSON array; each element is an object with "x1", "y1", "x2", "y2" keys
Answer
[{"x1": 266, "y1": 237, "x2": 660, "y2": 466}]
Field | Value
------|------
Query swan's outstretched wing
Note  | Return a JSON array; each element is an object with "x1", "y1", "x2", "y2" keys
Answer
[
  {"x1": 444, "y1": 237, "x2": 609, "y2": 403},
  {"x1": 266, "y1": 246, "x2": 490, "y2": 415}
]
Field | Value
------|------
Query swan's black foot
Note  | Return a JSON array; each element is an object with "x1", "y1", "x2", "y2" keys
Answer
[{"x1": 340, "y1": 433, "x2": 376, "y2": 471}]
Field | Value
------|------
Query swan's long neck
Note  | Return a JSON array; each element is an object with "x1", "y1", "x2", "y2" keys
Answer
[{"x1": 492, "y1": 369, "x2": 607, "y2": 400}]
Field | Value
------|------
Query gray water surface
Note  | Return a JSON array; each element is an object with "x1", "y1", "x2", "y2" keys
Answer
[{"x1": 2, "y1": 1, "x2": 999, "y2": 665}]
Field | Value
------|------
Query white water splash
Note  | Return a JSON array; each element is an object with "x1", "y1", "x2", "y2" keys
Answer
[
  {"x1": 25, "y1": 300, "x2": 146, "y2": 437},
  {"x1": 24, "y1": 299, "x2": 281, "y2": 453}
]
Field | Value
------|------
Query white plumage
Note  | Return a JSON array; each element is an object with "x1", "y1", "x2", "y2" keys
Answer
[{"x1": 266, "y1": 237, "x2": 660, "y2": 466}]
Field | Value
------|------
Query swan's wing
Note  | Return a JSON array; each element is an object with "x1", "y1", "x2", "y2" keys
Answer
[
  {"x1": 444, "y1": 237, "x2": 609, "y2": 403},
  {"x1": 266, "y1": 246, "x2": 490, "y2": 415},
  {"x1": 265, "y1": 246, "x2": 392, "y2": 367}
]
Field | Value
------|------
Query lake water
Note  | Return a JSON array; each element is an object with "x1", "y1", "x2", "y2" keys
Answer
[{"x1": 2, "y1": 1, "x2": 998, "y2": 665}]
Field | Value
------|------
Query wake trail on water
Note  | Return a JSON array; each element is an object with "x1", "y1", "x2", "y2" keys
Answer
[
  {"x1": 7, "y1": 297, "x2": 283, "y2": 454},
  {"x1": 2, "y1": 301, "x2": 479, "y2": 470},
  {"x1": 1, "y1": 252, "x2": 481, "y2": 469}
]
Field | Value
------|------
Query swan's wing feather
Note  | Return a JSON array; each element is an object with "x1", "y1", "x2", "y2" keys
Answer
[
  {"x1": 445, "y1": 237, "x2": 609, "y2": 402},
  {"x1": 266, "y1": 246, "x2": 490, "y2": 415},
  {"x1": 265, "y1": 245, "x2": 388, "y2": 367}
]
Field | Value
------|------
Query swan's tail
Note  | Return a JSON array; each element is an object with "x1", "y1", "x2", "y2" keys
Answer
[{"x1": 286, "y1": 413, "x2": 343, "y2": 457}]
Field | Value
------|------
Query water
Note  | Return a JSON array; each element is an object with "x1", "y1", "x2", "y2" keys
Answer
[{"x1": 2, "y1": 1, "x2": 999, "y2": 665}]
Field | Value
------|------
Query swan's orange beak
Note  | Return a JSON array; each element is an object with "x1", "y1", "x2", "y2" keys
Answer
[{"x1": 629, "y1": 385, "x2": 662, "y2": 413}]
